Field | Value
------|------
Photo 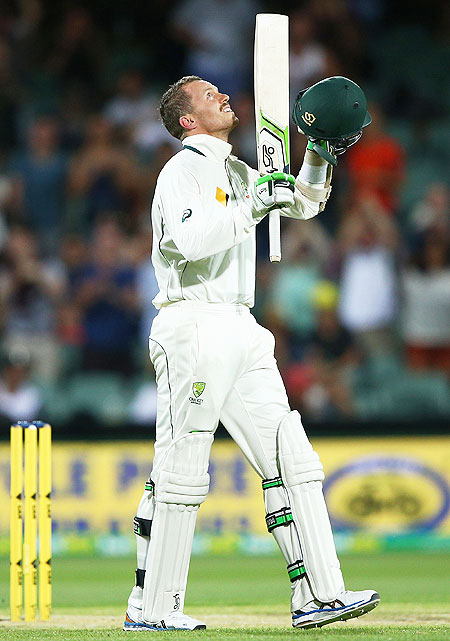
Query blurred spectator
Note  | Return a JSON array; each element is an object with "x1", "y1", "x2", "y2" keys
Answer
[
  {"x1": 0, "y1": 168, "x2": 12, "y2": 251},
  {"x1": 228, "y1": 92, "x2": 256, "y2": 167},
  {"x1": 0, "y1": 346, "x2": 42, "y2": 422},
  {"x1": 73, "y1": 217, "x2": 139, "y2": 375},
  {"x1": 127, "y1": 229, "x2": 159, "y2": 346},
  {"x1": 68, "y1": 114, "x2": 141, "y2": 232},
  {"x1": 0, "y1": 226, "x2": 64, "y2": 381},
  {"x1": 345, "y1": 104, "x2": 405, "y2": 214},
  {"x1": 170, "y1": 0, "x2": 262, "y2": 97},
  {"x1": 408, "y1": 183, "x2": 449, "y2": 239},
  {"x1": 308, "y1": 281, "x2": 360, "y2": 369},
  {"x1": 58, "y1": 234, "x2": 89, "y2": 292},
  {"x1": 103, "y1": 68, "x2": 174, "y2": 156},
  {"x1": 59, "y1": 84, "x2": 93, "y2": 152},
  {"x1": 337, "y1": 198, "x2": 399, "y2": 355},
  {"x1": 129, "y1": 378, "x2": 158, "y2": 425},
  {"x1": 54, "y1": 235, "x2": 89, "y2": 374},
  {"x1": 402, "y1": 232, "x2": 450, "y2": 376},
  {"x1": 289, "y1": 8, "x2": 339, "y2": 98},
  {"x1": 283, "y1": 281, "x2": 358, "y2": 420},
  {"x1": 139, "y1": 142, "x2": 181, "y2": 214},
  {"x1": 308, "y1": 0, "x2": 370, "y2": 79},
  {"x1": 0, "y1": 36, "x2": 21, "y2": 149},
  {"x1": 104, "y1": 69, "x2": 154, "y2": 131},
  {"x1": 283, "y1": 359, "x2": 355, "y2": 421},
  {"x1": 7, "y1": 116, "x2": 68, "y2": 254},
  {"x1": 46, "y1": 6, "x2": 105, "y2": 92},
  {"x1": 266, "y1": 219, "x2": 331, "y2": 360}
]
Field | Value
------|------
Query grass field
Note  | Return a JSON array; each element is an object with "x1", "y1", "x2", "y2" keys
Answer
[{"x1": 0, "y1": 552, "x2": 449, "y2": 640}]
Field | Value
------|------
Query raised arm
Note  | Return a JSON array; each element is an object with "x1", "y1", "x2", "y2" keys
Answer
[{"x1": 158, "y1": 166, "x2": 266, "y2": 262}]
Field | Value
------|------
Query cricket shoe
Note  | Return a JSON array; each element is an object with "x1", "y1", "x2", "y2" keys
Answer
[
  {"x1": 292, "y1": 589, "x2": 380, "y2": 629},
  {"x1": 123, "y1": 607, "x2": 206, "y2": 631}
]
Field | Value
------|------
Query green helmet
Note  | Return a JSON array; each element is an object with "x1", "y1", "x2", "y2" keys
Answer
[{"x1": 292, "y1": 76, "x2": 372, "y2": 165}]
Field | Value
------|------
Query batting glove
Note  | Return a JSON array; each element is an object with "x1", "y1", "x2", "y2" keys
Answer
[
  {"x1": 306, "y1": 139, "x2": 337, "y2": 167},
  {"x1": 253, "y1": 172, "x2": 295, "y2": 213}
]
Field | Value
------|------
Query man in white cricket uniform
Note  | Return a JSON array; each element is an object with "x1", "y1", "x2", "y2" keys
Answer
[{"x1": 123, "y1": 76, "x2": 379, "y2": 631}]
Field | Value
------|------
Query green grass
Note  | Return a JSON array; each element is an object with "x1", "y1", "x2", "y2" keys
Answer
[{"x1": 0, "y1": 552, "x2": 449, "y2": 640}]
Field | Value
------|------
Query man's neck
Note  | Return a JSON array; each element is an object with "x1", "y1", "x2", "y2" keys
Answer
[{"x1": 185, "y1": 130, "x2": 229, "y2": 143}]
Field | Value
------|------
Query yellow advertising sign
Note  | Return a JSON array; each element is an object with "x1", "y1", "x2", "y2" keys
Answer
[
  {"x1": 320, "y1": 437, "x2": 450, "y2": 534},
  {"x1": 0, "y1": 436, "x2": 448, "y2": 540}
]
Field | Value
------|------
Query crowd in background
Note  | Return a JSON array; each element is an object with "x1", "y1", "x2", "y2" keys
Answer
[{"x1": 0, "y1": 0, "x2": 449, "y2": 431}]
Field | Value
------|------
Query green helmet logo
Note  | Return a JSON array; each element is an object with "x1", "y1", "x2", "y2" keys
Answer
[
  {"x1": 301, "y1": 111, "x2": 316, "y2": 125},
  {"x1": 292, "y1": 76, "x2": 372, "y2": 165}
]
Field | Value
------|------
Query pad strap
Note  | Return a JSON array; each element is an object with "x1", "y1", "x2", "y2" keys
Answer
[
  {"x1": 262, "y1": 477, "x2": 284, "y2": 491},
  {"x1": 265, "y1": 508, "x2": 293, "y2": 532},
  {"x1": 287, "y1": 560, "x2": 307, "y2": 583},
  {"x1": 134, "y1": 516, "x2": 152, "y2": 537},
  {"x1": 136, "y1": 568, "x2": 146, "y2": 588}
]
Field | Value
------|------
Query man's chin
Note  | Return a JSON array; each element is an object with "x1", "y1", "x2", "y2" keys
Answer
[{"x1": 229, "y1": 114, "x2": 239, "y2": 131}]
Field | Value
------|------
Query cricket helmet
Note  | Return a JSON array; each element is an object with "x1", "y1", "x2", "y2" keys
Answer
[{"x1": 292, "y1": 76, "x2": 372, "y2": 165}]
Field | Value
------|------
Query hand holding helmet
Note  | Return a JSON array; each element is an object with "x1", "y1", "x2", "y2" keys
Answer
[{"x1": 292, "y1": 76, "x2": 372, "y2": 166}]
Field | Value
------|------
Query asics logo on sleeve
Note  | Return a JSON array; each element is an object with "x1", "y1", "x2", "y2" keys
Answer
[{"x1": 182, "y1": 208, "x2": 192, "y2": 222}]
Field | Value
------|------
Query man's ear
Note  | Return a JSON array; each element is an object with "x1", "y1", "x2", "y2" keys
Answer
[{"x1": 179, "y1": 115, "x2": 196, "y2": 132}]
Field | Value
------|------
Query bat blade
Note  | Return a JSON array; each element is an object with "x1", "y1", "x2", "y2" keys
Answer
[{"x1": 254, "y1": 13, "x2": 290, "y2": 262}]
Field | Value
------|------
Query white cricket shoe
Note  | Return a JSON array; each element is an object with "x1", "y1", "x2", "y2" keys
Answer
[
  {"x1": 292, "y1": 589, "x2": 380, "y2": 629},
  {"x1": 123, "y1": 606, "x2": 206, "y2": 631}
]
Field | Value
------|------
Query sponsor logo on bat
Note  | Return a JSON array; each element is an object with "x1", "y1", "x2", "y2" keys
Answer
[{"x1": 262, "y1": 144, "x2": 276, "y2": 171}]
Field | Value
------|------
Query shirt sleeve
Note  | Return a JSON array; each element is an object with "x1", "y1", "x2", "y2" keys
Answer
[{"x1": 158, "y1": 165, "x2": 266, "y2": 262}]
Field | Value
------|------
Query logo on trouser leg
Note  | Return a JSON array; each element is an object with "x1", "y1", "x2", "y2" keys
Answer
[
  {"x1": 173, "y1": 593, "x2": 180, "y2": 610},
  {"x1": 189, "y1": 382, "x2": 206, "y2": 405}
]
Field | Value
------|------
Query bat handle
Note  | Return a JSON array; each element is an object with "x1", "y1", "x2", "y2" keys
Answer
[{"x1": 269, "y1": 209, "x2": 281, "y2": 262}]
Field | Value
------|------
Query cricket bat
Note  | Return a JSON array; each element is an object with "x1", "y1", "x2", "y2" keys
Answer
[{"x1": 254, "y1": 13, "x2": 290, "y2": 263}]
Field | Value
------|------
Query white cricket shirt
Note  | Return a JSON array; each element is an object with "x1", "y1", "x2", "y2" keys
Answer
[{"x1": 151, "y1": 134, "x2": 320, "y2": 309}]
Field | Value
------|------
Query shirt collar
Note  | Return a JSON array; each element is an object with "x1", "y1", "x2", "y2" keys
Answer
[{"x1": 182, "y1": 134, "x2": 232, "y2": 162}]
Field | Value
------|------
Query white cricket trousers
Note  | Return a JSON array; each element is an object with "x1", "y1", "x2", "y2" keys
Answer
[{"x1": 149, "y1": 301, "x2": 292, "y2": 480}]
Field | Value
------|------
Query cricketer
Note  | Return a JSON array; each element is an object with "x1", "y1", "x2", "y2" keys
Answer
[{"x1": 123, "y1": 75, "x2": 379, "y2": 631}]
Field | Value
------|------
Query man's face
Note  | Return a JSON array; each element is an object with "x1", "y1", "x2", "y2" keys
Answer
[{"x1": 182, "y1": 80, "x2": 239, "y2": 138}]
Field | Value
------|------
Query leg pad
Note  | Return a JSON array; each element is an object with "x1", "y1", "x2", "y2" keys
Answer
[
  {"x1": 278, "y1": 411, "x2": 345, "y2": 603},
  {"x1": 153, "y1": 432, "x2": 214, "y2": 505},
  {"x1": 143, "y1": 432, "x2": 214, "y2": 623}
]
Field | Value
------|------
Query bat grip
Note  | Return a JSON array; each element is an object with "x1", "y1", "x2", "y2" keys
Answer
[{"x1": 269, "y1": 209, "x2": 281, "y2": 262}]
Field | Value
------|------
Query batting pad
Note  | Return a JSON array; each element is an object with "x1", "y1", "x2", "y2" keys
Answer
[
  {"x1": 263, "y1": 479, "x2": 316, "y2": 611},
  {"x1": 134, "y1": 483, "x2": 156, "y2": 581},
  {"x1": 277, "y1": 411, "x2": 345, "y2": 603},
  {"x1": 143, "y1": 431, "x2": 213, "y2": 623},
  {"x1": 154, "y1": 431, "x2": 214, "y2": 504},
  {"x1": 142, "y1": 502, "x2": 198, "y2": 623}
]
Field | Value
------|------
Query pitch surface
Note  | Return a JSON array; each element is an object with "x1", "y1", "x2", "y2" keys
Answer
[{"x1": 0, "y1": 553, "x2": 449, "y2": 640}]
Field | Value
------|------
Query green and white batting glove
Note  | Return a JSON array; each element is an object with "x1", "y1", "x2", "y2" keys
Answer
[{"x1": 253, "y1": 172, "x2": 295, "y2": 213}]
